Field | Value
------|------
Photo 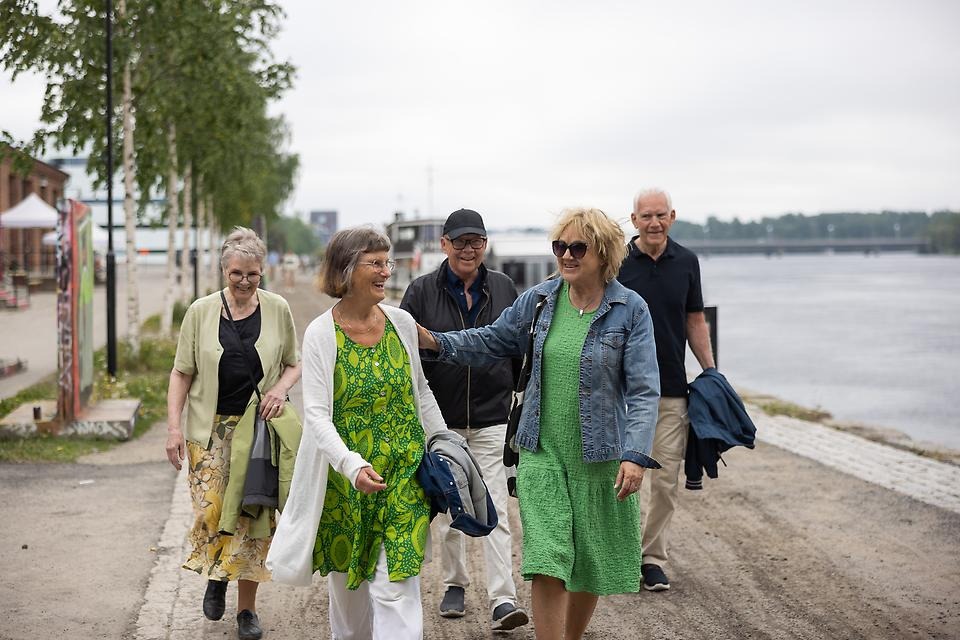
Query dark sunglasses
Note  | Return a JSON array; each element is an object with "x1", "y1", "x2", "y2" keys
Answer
[{"x1": 552, "y1": 240, "x2": 588, "y2": 260}]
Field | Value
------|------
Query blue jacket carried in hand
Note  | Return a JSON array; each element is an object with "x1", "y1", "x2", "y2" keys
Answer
[
  {"x1": 684, "y1": 368, "x2": 756, "y2": 490},
  {"x1": 416, "y1": 431, "x2": 498, "y2": 537}
]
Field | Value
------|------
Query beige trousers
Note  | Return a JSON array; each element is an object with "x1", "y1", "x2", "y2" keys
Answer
[
  {"x1": 640, "y1": 396, "x2": 690, "y2": 569},
  {"x1": 437, "y1": 425, "x2": 518, "y2": 612}
]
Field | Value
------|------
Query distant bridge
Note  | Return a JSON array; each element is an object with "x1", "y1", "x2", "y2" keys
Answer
[{"x1": 679, "y1": 237, "x2": 930, "y2": 255}]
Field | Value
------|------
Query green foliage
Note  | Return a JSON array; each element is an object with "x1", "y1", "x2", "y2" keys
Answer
[
  {"x1": 142, "y1": 303, "x2": 188, "y2": 333},
  {"x1": 753, "y1": 398, "x2": 832, "y2": 423},
  {"x1": 268, "y1": 214, "x2": 321, "y2": 255},
  {"x1": 0, "y1": 377, "x2": 57, "y2": 426},
  {"x1": 927, "y1": 211, "x2": 960, "y2": 254},
  {"x1": 0, "y1": 330, "x2": 178, "y2": 463},
  {"x1": 1, "y1": 0, "x2": 299, "y2": 231},
  {"x1": 172, "y1": 299, "x2": 189, "y2": 327},
  {"x1": 132, "y1": 0, "x2": 298, "y2": 229},
  {"x1": 671, "y1": 210, "x2": 959, "y2": 251},
  {"x1": 0, "y1": 434, "x2": 113, "y2": 463}
]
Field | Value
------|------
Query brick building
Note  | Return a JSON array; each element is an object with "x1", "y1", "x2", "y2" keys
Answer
[{"x1": 1, "y1": 145, "x2": 70, "y2": 275}]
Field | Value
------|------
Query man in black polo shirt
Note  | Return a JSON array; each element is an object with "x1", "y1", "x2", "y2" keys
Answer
[{"x1": 617, "y1": 188, "x2": 716, "y2": 592}]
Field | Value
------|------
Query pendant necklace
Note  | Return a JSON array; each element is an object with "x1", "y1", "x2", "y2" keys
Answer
[
  {"x1": 571, "y1": 291, "x2": 600, "y2": 318},
  {"x1": 335, "y1": 307, "x2": 380, "y2": 334}
]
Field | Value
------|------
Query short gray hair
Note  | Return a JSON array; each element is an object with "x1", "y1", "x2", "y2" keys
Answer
[
  {"x1": 220, "y1": 226, "x2": 267, "y2": 269},
  {"x1": 320, "y1": 226, "x2": 391, "y2": 298},
  {"x1": 633, "y1": 188, "x2": 673, "y2": 213}
]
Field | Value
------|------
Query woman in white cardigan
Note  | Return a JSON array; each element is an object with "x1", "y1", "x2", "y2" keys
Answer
[{"x1": 267, "y1": 227, "x2": 447, "y2": 640}]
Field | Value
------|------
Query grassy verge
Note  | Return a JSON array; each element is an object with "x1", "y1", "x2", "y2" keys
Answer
[
  {"x1": 0, "y1": 313, "x2": 177, "y2": 463},
  {"x1": 746, "y1": 396, "x2": 832, "y2": 423},
  {"x1": 742, "y1": 392, "x2": 960, "y2": 467}
]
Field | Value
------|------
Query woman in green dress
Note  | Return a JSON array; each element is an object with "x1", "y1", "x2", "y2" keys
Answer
[
  {"x1": 419, "y1": 208, "x2": 661, "y2": 640},
  {"x1": 269, "y1": 226, "x2": 448, "y2": 639}
]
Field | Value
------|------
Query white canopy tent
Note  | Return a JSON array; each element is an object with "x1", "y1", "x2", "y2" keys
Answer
[
  {"x1": 0, "y1": 193, "x2": 58, "y2": 228},
  {"x1": 41, "y1": 225, "x2": 109, "y2": 249}
]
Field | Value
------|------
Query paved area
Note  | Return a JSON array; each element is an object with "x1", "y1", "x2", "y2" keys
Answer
[
  {"x1": 0, "y1": 264, "x2": 170, "y2": 400},
  {"x1": 757, "y1": 410, "x2": 960, "y2": 514}
]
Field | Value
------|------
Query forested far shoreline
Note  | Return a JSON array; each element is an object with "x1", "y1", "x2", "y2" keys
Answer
[{"x1": 670, "y1": 210, "x2": 960, "y2": 254}]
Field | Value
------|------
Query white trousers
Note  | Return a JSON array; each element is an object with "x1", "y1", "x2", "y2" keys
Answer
[
  {"x1": 436, "y1": 424, "x2": 518, "y2": 611},
  {"x1": 327, "y1": 545, "x2": 423, "y2": 640},
  {"x1": 640, "y1": 397, "x2": 690, "y2": 569}
]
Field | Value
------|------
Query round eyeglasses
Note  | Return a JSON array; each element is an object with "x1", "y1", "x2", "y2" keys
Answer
[
  {"x1": 358, "y1": 259, "x2": 396, "y2": 273},
  {"x1": 227, "y1": 270, "x2": 262, "y2": 284}
]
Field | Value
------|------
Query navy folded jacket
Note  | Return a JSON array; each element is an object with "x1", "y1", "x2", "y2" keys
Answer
[
  {"x1": 685, "y1": 368, "x2": 756, "y2": 490},
  {"x1": 416, "y1": 431, "x2": 498, "y2": 537}
]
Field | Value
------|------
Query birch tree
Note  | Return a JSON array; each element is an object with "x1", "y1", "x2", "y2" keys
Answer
[{"x1": 0, "y1": 0, "x2": 143, "y2": 351}]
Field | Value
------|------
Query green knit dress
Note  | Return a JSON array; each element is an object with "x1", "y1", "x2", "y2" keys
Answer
[
  {"x1": 517, "y1": 282, "x2": 642, "y2": 595},
  {"x1": 312, "y1": 319, "x2": 431, "y2": 589}
]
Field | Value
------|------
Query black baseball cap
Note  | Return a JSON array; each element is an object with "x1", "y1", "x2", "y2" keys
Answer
[{"x1": 442, "y1": 209, "x2": 486, "y2": 239}]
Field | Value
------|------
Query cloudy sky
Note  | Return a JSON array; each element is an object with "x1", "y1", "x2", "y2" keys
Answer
[{"x1": 3, "y1": 0, "x2": 959, "y2": 229}]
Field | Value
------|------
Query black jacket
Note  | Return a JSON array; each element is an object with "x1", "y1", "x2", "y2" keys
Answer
[
  {"x1": 684, "y1": 368, "x2": 756, "y2": 490},
  {"x1": 400, "y1": 260, "x2": 519, "y2": 429}
]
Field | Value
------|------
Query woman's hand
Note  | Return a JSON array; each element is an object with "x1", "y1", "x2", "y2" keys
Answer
[
  {"x1": 416, "y1": 323, "x2": 439, "y2": 351},
  {"x1": 614, "y1": 460, "x2": 645, "y2": 501},
  {"x1": 165, "y1": 427, "x2": 186, "y2": 471},
  {"x1": 355, "y1": 466, "x2": 387, "y2": 494},
  {"x1": 259, "y1": 383, "x2": 289, "y2": 420}
]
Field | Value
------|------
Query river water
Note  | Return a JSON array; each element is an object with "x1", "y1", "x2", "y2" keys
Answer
[{"x1": 689, "y1": 253, "x2": 960, "y2": 450}]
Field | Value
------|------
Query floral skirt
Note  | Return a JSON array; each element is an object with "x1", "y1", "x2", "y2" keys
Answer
[{"x1": 181, "y1": 414, "x2": 273, "y2": 582}]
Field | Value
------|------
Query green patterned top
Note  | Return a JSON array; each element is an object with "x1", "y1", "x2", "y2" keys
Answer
[{"x1": 312, "y1": 318, "x2": 431, "y2": 589}]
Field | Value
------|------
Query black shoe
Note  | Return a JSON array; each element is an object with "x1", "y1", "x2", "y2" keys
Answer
[
  {"x1": 492, "y1": 602, "x2": 529, "y2": 631},
  {"x1": 641, "y1": 563, "x2": 670, "y2": 592},
  {"x1": 439, "y1": 586, "x2": 466, "y2": 618},
  {"x1": 203, "y1": 579, "x2": 227, "y2": 620},
  {"x1": 237, "y1": 609, "x2": 263, "y2": 640}
]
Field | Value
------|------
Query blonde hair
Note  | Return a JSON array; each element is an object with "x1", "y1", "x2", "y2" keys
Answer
[
  {"x1": 319, "y1": 226, "x2": 391, "y2": 298},
  {"x1": 549, "y1": 207, "x2": 627, "y2": 283},
  {"x1": 220, "y1": 226, "x2": 266, "y2": 269}
]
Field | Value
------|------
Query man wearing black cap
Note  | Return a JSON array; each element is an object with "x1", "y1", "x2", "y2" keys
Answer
[{"x1": 400, "y1": 208, "x2": 528, "y2": 631}]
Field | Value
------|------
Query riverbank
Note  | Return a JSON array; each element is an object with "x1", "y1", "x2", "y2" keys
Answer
[
  {"x1": 740, "y1": 390, "x2": 960, "y2": 467},
  {"x1": 696, "y1": 252, "x2": 960, "y2": 451}
]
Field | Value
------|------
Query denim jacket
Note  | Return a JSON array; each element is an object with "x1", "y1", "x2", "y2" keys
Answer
[{"x1": 433, "y1": 277, "x2": 661, "y2": 467}]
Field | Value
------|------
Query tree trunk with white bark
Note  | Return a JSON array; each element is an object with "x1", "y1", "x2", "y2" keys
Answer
[
  {"x1": 178, "y1": 163, "x2": 193, "y2": 303},
  {"x1": 160, "y1": 124, "x2": 180, "y2": 336},
  {"x1": 119, "y1": 9, "x2": 140, "y2": 354}
]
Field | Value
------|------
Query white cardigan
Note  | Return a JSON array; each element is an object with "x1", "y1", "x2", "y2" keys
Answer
[{"x1": 266, "y1": 304, "x2": 448, "y2": 586}]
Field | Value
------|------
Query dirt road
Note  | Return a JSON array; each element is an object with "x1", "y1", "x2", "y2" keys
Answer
[{"x1": 1, "y1": 274, "x2": 958, "y2": 639}]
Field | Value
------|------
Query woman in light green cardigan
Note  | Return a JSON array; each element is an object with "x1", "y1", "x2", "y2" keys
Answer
[{"x1": 165, "y1": 227, "x2": 301, "y2": 640}]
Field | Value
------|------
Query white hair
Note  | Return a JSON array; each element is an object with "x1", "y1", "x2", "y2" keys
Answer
[
  {"x1": 633, "y1": 188, "x2": 673, "y2": 212},
  {"x1": 220, "y1": 226, "x2": 267, "y2": 269}
]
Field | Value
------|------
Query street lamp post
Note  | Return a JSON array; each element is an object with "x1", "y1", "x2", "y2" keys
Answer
[
  {"x1": 104, "y1": 0, "x2": 117, "y2": 377},
  {"x1": 193, "y1": 197, "x2": 199, "y2": 300}
]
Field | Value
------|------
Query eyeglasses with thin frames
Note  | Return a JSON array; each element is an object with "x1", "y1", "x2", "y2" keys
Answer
[
  {"x1": 448, "y1": 237, "x2": 487, "y2": 250},
  {"x1": 552, "y1": 240, "x2": 588, "y2": 260},
  {"x1": 358, "y1": 259, "x2": 396, "y2": 273},
  {"x1": 227, "y1": 270, "x2": 262, "y2": 284}
]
